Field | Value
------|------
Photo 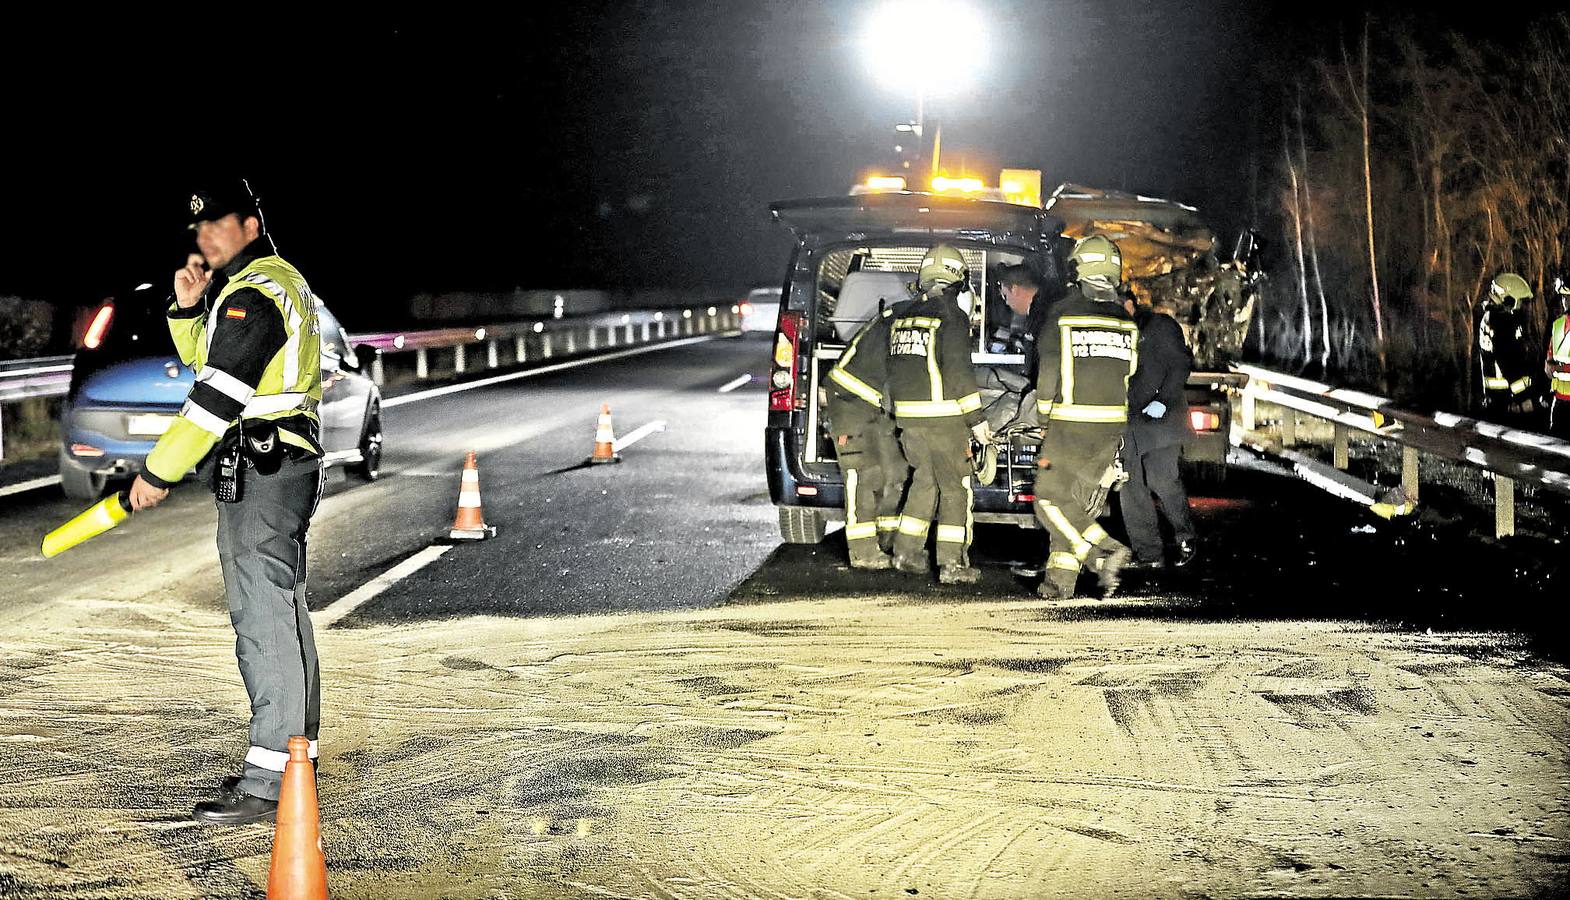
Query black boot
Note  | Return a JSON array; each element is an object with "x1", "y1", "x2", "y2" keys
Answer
[
  {"x1": 1172, "y1": 540, "x2": 1199, "y2": 568},
  {"x1": 192, "y1": 788, "x2": 278, "y2": 825}
]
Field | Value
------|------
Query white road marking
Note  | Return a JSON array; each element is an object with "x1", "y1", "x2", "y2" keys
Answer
[
  {"x1": 314, "y1": 544, "x2": 453, "y2": 629},
  {"x1": 0, "y1": 475, "x2": 62, "y2": 499},
  {"x1": 718, "y1": 373, "x2": 751, "y2": 393},
  {"x1": 613, "y1": 420, "x2": 667, "y2": 452},
  {"x1": 382, "y1": 335, "x2": 721, "y2": 409}
]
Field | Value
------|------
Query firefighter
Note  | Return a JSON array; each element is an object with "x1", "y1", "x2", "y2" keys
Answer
[
  {"x1": 1477, "y1": 273, "x2": 1535, "y2": 418},
  {"x1": 128, "y1": 180, "x2": 325, "y2": 824},
  {"x1": 887, "y1": 244, "x2": 991, "y2": 584},
  {"x1": 1032, "y1": 235, "x2": 1139, "y2": 599},
  {"x1": 825, "y1": 300, "x2": 910, "y2": 568},
  {"x1": 1548, "y1": 277, "x2": 1570, "y2": 438}
]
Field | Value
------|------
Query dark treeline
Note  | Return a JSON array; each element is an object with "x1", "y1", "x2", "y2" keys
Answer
[{"x1": 1250, "y1": 12, "x2": 1570, "y2": 412}]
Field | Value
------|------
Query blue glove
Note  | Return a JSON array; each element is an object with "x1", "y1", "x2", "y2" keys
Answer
[{"x1": 1142, "y1": 401, "x2": 1167, "y2": 419}]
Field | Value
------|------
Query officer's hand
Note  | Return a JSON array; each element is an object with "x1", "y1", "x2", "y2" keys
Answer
[
  {"x1": 1036, "y1": 456, "x2": 1051, "y2": 469},
  {"x1": 1142, "y1": 400, "x2": 1167, "y2": 419},
  {"x1": 174, "y1": 255, "x2": 211, "y2": 309},
  {"x1": 971, "y1": 421, "x2": 994, "y2": 445},
  {"x1": 128, "y1": 475, "x2": 169, "y2": 511}
]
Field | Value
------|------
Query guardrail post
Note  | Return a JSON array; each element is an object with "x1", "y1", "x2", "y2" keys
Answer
[
  {"x1": 606, "y1": 326, "x2": 616, "y2": 348},
  {"x1": 626, "y1": 323, "x2": 635, "y2": 343},
  {"x1": 1494, "y1": 474, "x2": 1516, "y2": 539},
  {"x1": 486, "y1": 339, "x2": 499, "y2": 369},
  {"x1": 1333, "y1": 423, "x2": 1349, "y2": 470},
  {"x1": 643, "y1": 321, "x2": 651, "y2": 342},
  {"x1": 370, "y1": 354, "x2": 384, "y2": 386},
  {"x1": 566, "y1": 331, "x2": 576, "y2": 354},
  {"x1": 543, "y1": 334, "x2": 553, "y2": 359},
  {"x1": 1402, "y1": 446, "x2": 1420, "y2": 501},
  {"x1": 588, "y1": 328, "x2": 598, "y2": 351},
  {"x1": 454, "y1": 344, "x2": 467, "y2": 374},
  {"x1": 416, "y1": 348, "x2": 429, "y2": 379},
  {"x1": 1280, "y1": 408, "x2": 1297, "y2": 447},
  {"x1": 1240, "y1": 391, "x2": 1256, "y2": 431},
  {"x1": 515, "y1": 335, "x2": 526, "y2": 364}
]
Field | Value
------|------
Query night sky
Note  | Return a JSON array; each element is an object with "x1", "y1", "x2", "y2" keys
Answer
[{"x1": 0, "y1": 2, "x2": 1523, "y2": 331}]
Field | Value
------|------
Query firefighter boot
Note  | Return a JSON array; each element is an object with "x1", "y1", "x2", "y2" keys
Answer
[
  {"x1": 1095, "y1": 546, "x2": 1132, "y2": 598},
  {"x1": 938, "y1": 564, "x2": 981, "y2": 584},
  {"x1": 849, "y1": 549, "x2": 894, "y2": 571},
  {"x1": 892, "y1": 554, "x2": 929, "y2": 575}
]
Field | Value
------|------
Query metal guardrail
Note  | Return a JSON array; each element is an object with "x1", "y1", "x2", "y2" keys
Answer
[
  {"x1": 1232, "y1": 363, "x2": 1570, "y2": 538},
  {"x1": 0, "y1": 306, "x2": 742, "y2": 459},
  {"x1": 0, "y1": 355, "x2": 73, "y2": 404}
]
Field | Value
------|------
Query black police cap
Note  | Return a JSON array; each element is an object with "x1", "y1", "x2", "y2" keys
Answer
[{"x1": 187, "y1": 179, "x2": 261, "y2": 230}]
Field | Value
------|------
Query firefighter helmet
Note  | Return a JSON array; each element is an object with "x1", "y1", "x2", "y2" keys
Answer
[
  {"x1": 1070, "y1": 235, "x2": 1122, "y2": 282},
  {"x1": 917, "y1": 244, "x2": 970, "y2": 291},
  {"x1": 1489, "y1": 273, "x2": 1532, "y2": 310}
]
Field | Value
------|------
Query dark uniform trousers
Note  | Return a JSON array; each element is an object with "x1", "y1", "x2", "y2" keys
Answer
[
  {"x1": 1118, "y1": 434, "x2": 1197, "y2": 563},
  {"x1": 892, "y1": 419, "x2": 974, "y2": 568},
  {"x1": 1033, "y1": 423, "x2": 1127, "y2": 595},
  {"x1": 216, "y1": 454, "x2": 324, "y2": 801},
  {"x1": 827, "y1": 395, "x2": 908, "y2": 560}
]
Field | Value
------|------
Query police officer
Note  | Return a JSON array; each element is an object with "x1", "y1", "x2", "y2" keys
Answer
[
  {"x1": 129, "y1": 180, "x2": 325, "y2": 825},
  {"x1": 1119, "y1": 294, "x2": 1198, "y2": 570},
  {"x1": 1547, "y1": 277, "x2": 1570, "y2": 438},
  {"x1": 1477, "y1": 273, "x2": 1535, "y2": 417},
  {"x1": 887, "y1": 244, "x2": 990, "y2": 584},
  {"x1": 1033, "y1": 236, "x2": 1138, "y2": 599},
  {"x1": 826, "y1": 300, "x2": 909, "y2": 568}
]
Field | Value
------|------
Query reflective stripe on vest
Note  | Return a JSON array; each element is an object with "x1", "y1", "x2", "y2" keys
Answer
[
  {"x1": 895, "y1": 392, "x2": 981, "y2": 419},
  {"x1": 1048, "y1": 403, "x2": 1128, "y2": 424}
]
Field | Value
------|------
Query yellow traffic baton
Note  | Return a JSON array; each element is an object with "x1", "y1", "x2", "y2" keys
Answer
[{"x1": 42, "y1": 491, "x2": 133, "y2": 558}]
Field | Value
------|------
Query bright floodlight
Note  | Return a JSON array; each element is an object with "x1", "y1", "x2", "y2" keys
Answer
[{"x1": 863, "y1": 0, "x2": 984, "y2": 97}]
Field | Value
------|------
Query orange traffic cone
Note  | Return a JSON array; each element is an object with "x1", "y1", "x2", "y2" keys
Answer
[
  {"x1": 266, "y1": 736, "x2": 327, "y2": 899},
  {"x1": 450, "y1": 451, "x2": 497, "y2": 540},
  {"x1": 589, "y1": 404, "x2": 621, "y2": 464}
]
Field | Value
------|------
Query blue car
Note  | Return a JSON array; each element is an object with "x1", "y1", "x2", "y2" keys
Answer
[{"x1": 59, "y1": 282, "x2": 384, "y2": 500}]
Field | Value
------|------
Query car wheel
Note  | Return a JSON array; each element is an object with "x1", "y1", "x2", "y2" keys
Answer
[
  {"x1": 777, "y1": 506, "x2": 827, "y2": 544},
  {"x1": 350, "y1": 407, "x2": 382, "y2": 482},
  {"x1": 58, "y1": 449, "x2": 107, "y2": 501}
]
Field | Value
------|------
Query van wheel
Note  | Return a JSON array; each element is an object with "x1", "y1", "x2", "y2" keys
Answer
[{"x1": 778, "y1": 507, "x2": 827, "y2": 544}]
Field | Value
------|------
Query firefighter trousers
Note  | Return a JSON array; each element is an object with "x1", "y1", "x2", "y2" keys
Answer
[
  {"x1": 827, "y1": 398, "x2": 908, "y2": 560},
  {"x1": 1118, "y1": 441, "x2": 1196, "y2": 563},
  {"x1": 215, "y1": 455, "x2": 324, "y2": 801},
  {"x1": 1033, "y1": 423, "x2": 1128, "y2": 596},
  {"x1": 891, "y1": 419, "x2": 974, "y2": 568}
]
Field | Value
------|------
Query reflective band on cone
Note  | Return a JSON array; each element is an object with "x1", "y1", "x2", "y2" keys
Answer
[
  {"x1": 450, "y1": 450, "x2": 496, "y2": 540},
  {"x1": 589, "y1": 403, "x2": 621, "y2": 464}
]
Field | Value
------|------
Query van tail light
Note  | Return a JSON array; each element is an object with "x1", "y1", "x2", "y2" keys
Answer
[
  {"x1": 71, "y1": 443, "x2": 105, "y2": 458},
  {"x1": 1189, "y1": 409, "x2": 1222, "y2": 432},
  {"x1": 740, "y1": 301, "x2": 754, "y2": 317},
  {"x1": 83, "y1": 304, "x2": 115, "y2": 349},
  {"x1": 769, "y1": 311, "x2": 804, "y2": 412}
]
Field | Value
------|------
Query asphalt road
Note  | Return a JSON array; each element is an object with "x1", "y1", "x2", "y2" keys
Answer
[
  {"x1": 1, "y1": 333, "x2": 1564, "y2": 646},
  {"x1": 0, "y1": 336, "x2": 781, "y2": 628},
  {"x1": 1, "y1": 336, "x2": 1567, "y2": 897}
]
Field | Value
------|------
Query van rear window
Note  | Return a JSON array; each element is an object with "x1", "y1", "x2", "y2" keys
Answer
[{"x1": 810, "y1": 245, "x2": 1029, "y2": 350}]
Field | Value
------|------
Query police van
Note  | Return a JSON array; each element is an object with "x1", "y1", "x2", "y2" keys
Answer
[{"x1": 763, "y1": 191, "x2": 1070, "y2": 543}]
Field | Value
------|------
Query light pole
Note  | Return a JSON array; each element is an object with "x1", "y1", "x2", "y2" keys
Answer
[{"x1": 861, "y1": 0, "x2": 984, "y2": 185}]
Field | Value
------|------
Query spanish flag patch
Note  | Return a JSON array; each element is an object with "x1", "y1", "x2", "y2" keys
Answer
[{"x1": 224, "y1": 307, "x2": 247, "y2": 320}]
